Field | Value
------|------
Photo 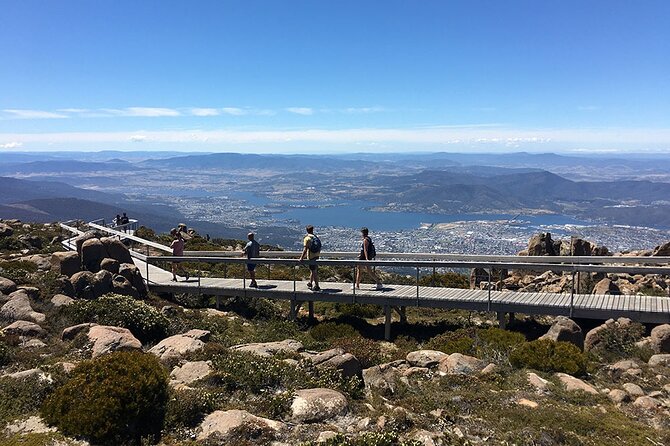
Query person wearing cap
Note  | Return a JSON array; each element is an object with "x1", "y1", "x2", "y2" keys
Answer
[
  {"x1": 242, "y1": 232, "x2": 260, "y2": 288},
  {"x1": 356, "y1": 227, "x2": 383, "y2": 290},
  {"x1": 170, "y1": 228, "x2": 190, "y2": 282}
]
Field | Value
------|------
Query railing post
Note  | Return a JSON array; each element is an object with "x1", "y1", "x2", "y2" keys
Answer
[
  {"x1": 243, "y1": 263, "x2": 247, "y2": 298},
  {"x1": 352, "y1": 265, "x2": 356, "y2": 303},
  {"x1": 384, "y1": 304, "x2": 392, "y2": 341},
  {"x1": 268, "y1": 263, "x2": 271, "y2": 280},
  {"x1": 570, "y1": 270, "x2": 575, "y2": 318},
  {"x1": 416, "y1": 266, "x2": 420, "y2": 306},
  {"x1": 487, "y1": 268, "x2": 492, "y2": 312},
  {"x1": 223, "y1": 264, "x2": 227, "y2": 279},
  {"x1": 432, "y1": 266, "x2": 436, "y2": 286}
]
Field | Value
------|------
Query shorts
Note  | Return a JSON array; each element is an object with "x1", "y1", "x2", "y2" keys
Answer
[
  {"x1": 247, "y1": 263, "x2": 256, "y2": 272},
  {"x1": 308, "y1": 257, "x2": 319, "y2": 271}
]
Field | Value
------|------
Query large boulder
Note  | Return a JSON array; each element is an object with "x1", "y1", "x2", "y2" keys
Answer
[
  {"x1": 555, "y1": 373, "x2": 597, "y2": 394},
  {"x1": 170, "y1": 361, "x2": 213, "y2": 386},
  {"x1": 118, "y1": 263, "x2": 147, "y2": 297},
  {"x1": 362, "y1": 362, "x2": 403, "y2": 394},
  {"x1": 2, "y1": 320, "x2": 46, "y2": 338},
  {"x1": 92, "y1": 270, "x2": 113, "y2": 297},
  {"x1": 592, "y1": 278, "x2": 620, "y2": 295},
  {"x1": 290, "y1": 388, "x2": 348, "y2": 422},
  {"x1": 406, "y1": 350, "x2": 448, "y2": 368},
  {"x1": 100, "y1": 258, "x2": 120, "y2": 275},
  {"x1": 0, "y1": 223, "x2": 13, "y2": 237},
  {"x1": 197, "y1": 410, "x2": 284, "y2": 441},
  {"x1": 0, "y1": 290, "x2": 45, "y2": 323},
  {"x1": 307, "y1": 348, "x2": 362, "y2": 378},
  {"x1": 87, "y1": 325, "x2": 142, "y2": 357},
  {"x1": 62, "y1": 323, "x2": 97, "y2": 341},
  {"x1": 100, "y1": 237, "x2": 133, "y2": 264},
  {"x1": 0, "y1": 276, "x2": 17, "y2": 294},
  {"x1": 111, "y1": 275, "x2": 139, "y2": 298},
  {"x1": 74, "y1": 231, "x2": 100, "y2": 254},
  {"x1": 20, "y1": 254, "x2": 51, "y2": 271},
  {"x1": 51, "y1": 294, "x2": 75, "y2": 308},
  {"x1": 70, "y1": 271, "x2": 97, "y2": 299},
  {"x1": 527, "y1": 233, "x2": 558, "y2": 256},
  {"x1": 19, "y1": 234, "x2": 42, "y2": 249},
  {"x1": 50, "y1": 251, "x2": 81, "y2": 277},
  {"x1": 652, "y1": 241, "x2": 670, "y2": 257},
  {"x1": 649, "y1": 324, "x2": 670, "y2": 353},
  {"x1": 438, "y1": 353, "x2": 487, "y2": 375},
  {"x1": 81, "y1": 238, "x2": 106, "y2": 272},
  {"x1": 230, "y1": 339, "x2": 303, "y2": 357},
  {"x1": 648, "y1": 354, "x2": 670, "y2": 367},
  {"x1": 149, "y1": 329, "x2": 210, "y2": 361},
  {"x1": 539, "y1": 316, "x2": 584, "y2": 350}
]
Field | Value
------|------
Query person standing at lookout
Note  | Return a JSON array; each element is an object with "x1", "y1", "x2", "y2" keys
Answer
[
  {"x1": 242, "y1": 232, "x2": 260, "y2": 288},
  {"x1": 298, "y1": 225, "x2": 321, "y2": 291},
  {"x1": 356, "y1": 227, "x2": 383, "y2": 290},
  {"x1": 170, "y1": 228, "x2": 189, "y2": 282}
]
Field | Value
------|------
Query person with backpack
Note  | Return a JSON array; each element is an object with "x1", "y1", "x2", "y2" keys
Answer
[
  {"x1": 356, "y1": 227, "x2": 383, "y2": 290},
  {"x1": 242, "y1": 232, "x2": 260, "y2": 288},
  {"x1": 298, "y1": 224, "x2": 321, "y2": 291}
]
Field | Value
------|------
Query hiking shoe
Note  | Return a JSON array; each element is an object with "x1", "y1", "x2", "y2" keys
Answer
[
  {"x1": 185, "y1": 271, "x2": 190, "y2": 280},
  {"x1": 249, "y1": 281, "x2": 258, "y2": 288},
  {"x1": 375, "y1": 283, "x2": 384, "y2": 290},
  {"x1": 307, "y1": 282, "x2": 313, "y2": 289},
  {"x1": 312, "y1": 286, "x2": 321, "y2": 292}
]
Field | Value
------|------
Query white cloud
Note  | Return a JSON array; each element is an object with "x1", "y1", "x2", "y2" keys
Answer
[
  {"x1": 3, "y1": 109, "x2": 68, "y2": 119},
  {"x1": 102, "y1": 107, "x2": 181, "y2": 117},
  {"x1": 129, "y1": 135, "x2": 147, "y2": 142},
  {"x1": 286, "y1": 107, "x2": 314, "y2": 115},
  {"x1": 221, "y1": 107, "x2": 248, "y2": 116},
  {"x1": 190, "y1": 108, "x2": 220, "y2": 116},
  {"x1": 342, "y1": 106, "x2": 386, "y2": 114},
  {"x1": 57, "y1": 108, "x2": 90, "y2": 113},
  {"x1": 0, "y1": 141, "x2": 23, "y2": 149}
]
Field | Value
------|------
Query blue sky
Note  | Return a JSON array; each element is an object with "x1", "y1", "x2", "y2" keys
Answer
[{"x1": 1, "y1": 0, "x2": 669, "y2": 153}]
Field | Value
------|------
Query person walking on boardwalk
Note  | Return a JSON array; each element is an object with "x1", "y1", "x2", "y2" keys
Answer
[
  {"x1": 356, "y1": 227, "x2": 383, "y2": 290},
  {"x1": 242, "y1": 232, "x2": 260, "y2": 288},
  {"x1": 170, "y1": 228, "x2": 189, "y2": 282},
  {"x1": 298, "y1": 225, "x2": 321, "y2": 291}
]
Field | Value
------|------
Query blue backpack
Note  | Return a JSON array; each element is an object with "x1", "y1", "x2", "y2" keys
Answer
[{"x1": 309, "y1": 235, "x2": 322, "y2": 253}]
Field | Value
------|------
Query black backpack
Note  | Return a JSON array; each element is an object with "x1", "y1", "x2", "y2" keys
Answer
[
  {"x1": 365, "y1": 236, "x2": 376, "y2": 259},
  {"x1": 309, "y1": 235, "x2": 322, "y2": 253}
]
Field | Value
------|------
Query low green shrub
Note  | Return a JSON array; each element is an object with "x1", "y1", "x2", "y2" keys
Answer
[
  {"x1": 0, "y1": 260, "x2": 38, "y2": 285},
  {"x1": 0, "y1": 375, "x2": 54, "y2": 423},
  {"x1": 253, "y1": 319, "x2": 307, "y2": 344},
  {"x1": 305, "y1": 431, "x2": 424, "y2": 446},
  {"x1": 310, "y1": 322, "x2": 359, "y2": 342},
  {"x1": 67, "y1": 293, "x2": 169, "y2": 343},
  {"x1": 510, "y1": 339, "x2": 587, "y2": 376},
  {"x1": 478, "y1": 327, "x2": 526, "y2": 354},
  {"x1": 590, "y1": 322, "x2": 647, "y2": 361},
  {"x1": 164, "y1": 387, "x2": 222, "y2": 430},
  {"x1": 333, "y1": 303, "x2": 382, "y2": 319},
  {"x1": 331, "y1": 336, "x2": 384, "y2": 368},
  {"x1": 41, "y1": 351, "x2": 169, "y2": 446},
  {"x1": 0, "y1": 340, "x2": 11, "y2": 367},
  {"x1": 207, "y1": 349, "x2": 362, "y2": 399},
  {"x1": 425, "y1": 328, "x2": 477, "y2": 355}
]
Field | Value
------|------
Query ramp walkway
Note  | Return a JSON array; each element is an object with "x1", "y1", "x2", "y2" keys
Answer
[{"x1": 59, "y1": 220, "x2": 670, "y2": 339}]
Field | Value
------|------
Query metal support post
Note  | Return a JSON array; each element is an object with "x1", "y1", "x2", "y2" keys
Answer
[
  {"x1": 352, "y1": 265, "x2": 356, "y2": 303},
  {"x1": 384, "y1": 305, "x2": 392, "y2": 341},
  {"x1": 570, "y1": 271, "x2": 575, "y2": 318},
  {"x1": 487, "y1": 268, "x2": 492, "y2": 311},
  {"x1": 497, "y1": 312, "x2": 506, "y2": 329},
  {"x1": 416, "y1": 267, "x2": 420, "y2": 306},
  {"x1": 308, "y1": 301, "x2": 314, "y2": 320}
]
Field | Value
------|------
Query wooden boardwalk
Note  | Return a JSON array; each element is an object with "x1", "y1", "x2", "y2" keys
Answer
[
  {"x1": 133, "y1": 257, "x2": 670, "y2": 325},
  {"x1": 59, "y1": 221, "x2": 670, "y2": 339}
]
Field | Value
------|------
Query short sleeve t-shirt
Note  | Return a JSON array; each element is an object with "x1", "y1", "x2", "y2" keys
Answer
[
  {"x1": 303, "y1": 234, "x2": 320, "y2": 260},
  {"x1": 244, "y1": 240, "x2": 260, "y2": 259},
  {"x1": 171, "y1": 238, "x2": 184, "y2": 256}
]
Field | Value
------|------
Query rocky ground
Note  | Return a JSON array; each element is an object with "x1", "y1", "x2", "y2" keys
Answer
[{"x1": 1, "y1": 219, "x2": 669, "y2": 446}]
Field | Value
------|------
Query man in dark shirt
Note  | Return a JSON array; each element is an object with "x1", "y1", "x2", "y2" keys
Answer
[{"x1": 242, "y1": 232, "x2": 260, "y2": 288}]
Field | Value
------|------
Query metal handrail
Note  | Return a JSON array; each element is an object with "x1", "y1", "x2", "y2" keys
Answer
[
  {"x1": 149, "y1": 255, "x2": 670, "y2": 276},
  {"x1": 184, "y1": 250, "x2": 670, "y2": 266},
  {"x1": 86, "y1": 222, "x2": 173, "y2": 253}
]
